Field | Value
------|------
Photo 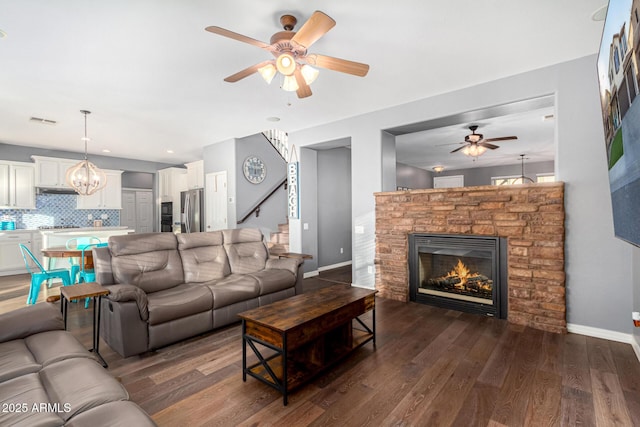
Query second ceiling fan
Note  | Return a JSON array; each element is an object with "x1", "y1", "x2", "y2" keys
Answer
[
  {"x1": 451, "y1": 125, "x2": 518, "y2": 157},
  {"x1": 205, "y1": 10, "x2": 369, "y2": 99}
]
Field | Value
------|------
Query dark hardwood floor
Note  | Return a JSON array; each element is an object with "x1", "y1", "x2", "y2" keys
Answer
[{"x1": 1, "y1": 266, "x2": 639, "y2": 426}]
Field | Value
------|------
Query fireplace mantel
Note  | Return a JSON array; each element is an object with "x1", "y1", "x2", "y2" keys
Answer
[{"x1": 374, "y1": 183, "x2": 565, "y2": 333}]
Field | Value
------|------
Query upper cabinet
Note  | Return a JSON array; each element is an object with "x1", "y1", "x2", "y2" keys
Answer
[
  {"x1": 158, "y1": 167, "x2": 187, "y2": 202},
  {"x1": 31, "y1": 156, "x2": 77, "y2": 189},
  {"x1": 0, "y1": 161, "x2": 36, "y2": 209},
  {"x1": 76, "y1": 170, "x2": 123, "y2": 209},
  {"x1": 185, "y1": 160, "x2": 204, "y2": 189}
]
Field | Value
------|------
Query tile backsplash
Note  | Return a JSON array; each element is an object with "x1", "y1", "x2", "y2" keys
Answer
[{"x1": 0, "y1": 194, "x2": 120, "y2": 229}]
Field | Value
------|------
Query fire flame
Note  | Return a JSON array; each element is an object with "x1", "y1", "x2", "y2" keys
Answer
[{"x1": 445, "y1": 259, "x2": 480, "y2": 288}]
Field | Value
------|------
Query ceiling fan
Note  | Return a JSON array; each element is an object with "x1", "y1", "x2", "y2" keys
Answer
[
  {"x1": 450, "y1": 125, "x2": 518, "y2": 157},
  {"x1": 205, "y1": 11, "x2": 370, "y2": 99}
]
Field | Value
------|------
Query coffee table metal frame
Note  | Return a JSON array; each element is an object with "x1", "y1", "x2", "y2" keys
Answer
[{"x1": 60, "y1": 282, "x2": 109, "y2": 368}]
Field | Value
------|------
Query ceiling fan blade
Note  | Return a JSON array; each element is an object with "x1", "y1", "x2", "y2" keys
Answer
[
  {"x1": 205, "y1": 26, "x2": 272, "y2": 50},
  {"x1": 435, "y1": 141, "x2": 465, "y2": 147},
  {"x1": 483, "y1": 136, "x2": 518, "y2": 143},
  {"x1": 450, "y1": 145, "x2": 468, "y2": 153},
  {"x1": 290, "y1": 11, "x2": 336, "y2": 50},
  {"x1": 305, "y1": 54, "x2": 369, "y2": 77},
  {"x1": 479, "y1": 142, "x2": 500, "y2": 150},
  {"x1": 223, "y1": 60, "x2": 273, "y2": 82},
  {"x1": 294, "y1": 68, "x2": 312, "y2": 98}
]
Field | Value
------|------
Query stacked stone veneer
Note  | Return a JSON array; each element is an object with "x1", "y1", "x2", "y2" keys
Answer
[{"x1": 374, "y1": 182, "x2": 566, "y2": 333}]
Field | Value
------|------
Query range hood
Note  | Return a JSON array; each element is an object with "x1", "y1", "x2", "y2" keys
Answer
[{"x1": 36, "y1": 187, "x2": 78, "y2": 195}]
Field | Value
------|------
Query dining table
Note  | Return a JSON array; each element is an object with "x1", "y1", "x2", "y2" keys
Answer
[{"x1": 41, "y1": 247, "x2": 94, "y2": 275}]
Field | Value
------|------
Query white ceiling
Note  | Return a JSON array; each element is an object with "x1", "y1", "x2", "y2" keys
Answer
[{"x1": 0, "y1": 1, "x2": 606, "y2": 166}]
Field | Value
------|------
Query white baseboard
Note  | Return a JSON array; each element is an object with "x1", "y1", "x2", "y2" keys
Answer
[
  {"x1": 567, "y1": 323, "x2": 640, "y2": 363},
  {"x1": 304, "y1": 260, "x2": 352, "y2": 279},
  {"x1": 318, "y1": 260, "x2": 352, "y2": 272}
]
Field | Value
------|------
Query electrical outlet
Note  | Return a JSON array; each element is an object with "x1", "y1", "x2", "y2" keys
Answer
[
  {"x1": 87, "y1": 214, "x2": 93, "y2": 220},
  {"x1": 367, "y1": 266, "x2": 373, "y2": 274}
]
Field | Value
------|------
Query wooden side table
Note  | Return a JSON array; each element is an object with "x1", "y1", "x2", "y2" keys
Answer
[
  {"x1": 60, "y1": 282, "x2": 110, "y2": 368},
  {"x1": 274, "y1": 252, "x2": 313, "y2": 260}
]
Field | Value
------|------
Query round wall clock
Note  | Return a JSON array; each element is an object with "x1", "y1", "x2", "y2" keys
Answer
[{"x1": 243, "y1": 156, "x2": 266, "y2": 184}]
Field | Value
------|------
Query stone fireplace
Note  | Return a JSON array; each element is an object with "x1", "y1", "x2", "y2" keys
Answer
[{"x1": 374, "y1": 183, "x2": 565, "y2": 333}]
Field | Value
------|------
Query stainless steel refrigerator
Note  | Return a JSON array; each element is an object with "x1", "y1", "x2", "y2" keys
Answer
[{"x1": 180, "y1": 189, "x2": 204, "y2": 233}]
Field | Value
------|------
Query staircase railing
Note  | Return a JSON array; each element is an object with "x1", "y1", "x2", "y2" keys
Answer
[
  {"x1": 262, "y1": 129, "x2": 289, "y2": 161},
  {"x1": 237, "y1": 178, "x2": 287, "y2": 224}
]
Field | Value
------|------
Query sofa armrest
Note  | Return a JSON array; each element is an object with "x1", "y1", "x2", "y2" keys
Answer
[
  {"x1": 0, "y1": 303, "x2": 64, "y2": 343},
  {"x1": 105, "y1": 284, "x2": 149, "y2": 321},
  {"x1": 265, "y1": 257, "x2": 303, "y2": 275}
]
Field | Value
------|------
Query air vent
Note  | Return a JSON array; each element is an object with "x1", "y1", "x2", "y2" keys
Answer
[{"x1": 29, "y1": 117, "x2": 57, "y2": 125}]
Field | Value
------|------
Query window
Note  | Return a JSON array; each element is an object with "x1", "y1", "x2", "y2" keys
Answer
[
  {"x1": 536, "y1": 174, "x2": 556, "y2": 183},
  {"x1": 621, "y1": 31, "x2": 628, "y2": 57},
  {"x1": 614, "y1": 47, "x2": 621, "y2": 73},
  {"x1": 491, "y1": 175, "x2": 528, "y2": 186},
  {"x1": 635, "y1": 8, "x2": 639, "y2": 24}
]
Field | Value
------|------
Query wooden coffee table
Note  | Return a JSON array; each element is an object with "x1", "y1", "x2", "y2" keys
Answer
[{"x1": 238, "y1": 284, "x2": 377, "y2": 405}]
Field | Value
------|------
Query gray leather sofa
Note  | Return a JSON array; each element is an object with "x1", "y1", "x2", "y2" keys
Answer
[
  {"x1": 92, "y1": 228, "x2": 303, "y2": 357},
  {"x1": 0, "y1": 302, "x2": 155, "y2": 426}
]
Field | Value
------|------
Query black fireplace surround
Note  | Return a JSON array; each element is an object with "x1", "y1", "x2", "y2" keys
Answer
[{"x1": 408, "y1": 234, "x2": 508, "y2": 318}]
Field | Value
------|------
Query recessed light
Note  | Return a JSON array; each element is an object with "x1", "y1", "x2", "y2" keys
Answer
[
  {"x1": 591, "y1": 4, "x2": 607, "y2": 21},
  {"x1": 542, "y1": 114, "x2": 555, "y2": 121},
  {"x1": 102, "y1": 149, "x2": 111, "y2": 153},
  {"x1": 167, "y1": 149, "x2": 174, "y2": 154},
  {"x1": 266, "y1": 116, "x2": 281, "y2": 122}
]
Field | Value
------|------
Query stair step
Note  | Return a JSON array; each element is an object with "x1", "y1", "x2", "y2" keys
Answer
[
  {"x1": 278, "y1": 223, "x2": 289, "y2": 233},
  {"x1": 270, "y1": 232, "x2": 289, "y2": 244}
]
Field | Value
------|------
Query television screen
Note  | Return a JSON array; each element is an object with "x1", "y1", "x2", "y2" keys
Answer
[{"x1": 597, "y1": 0, "x2": 640, "y2": 247}]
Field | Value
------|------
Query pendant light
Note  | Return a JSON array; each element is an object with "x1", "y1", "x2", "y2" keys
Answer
[{"x1": 65, "y1": 110, "x2": 107, "y2": 195}]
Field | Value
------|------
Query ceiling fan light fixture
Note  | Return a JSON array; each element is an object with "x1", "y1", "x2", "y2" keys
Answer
[
  {"x1": 276, "y1": 53, "x2": 296, "y2": 76},
  {"x1": 258, "y1": 63, "x2": 277, "y2": 84},
  {"x1": 462, "y1": 145, "x2": 487, "y2": 157},
  {"x1": 301, "y1": 64, "x2": 319, "y2": 85},
  {"x1": 281, "y1": 74, "x2": 299, "y2": 92}
]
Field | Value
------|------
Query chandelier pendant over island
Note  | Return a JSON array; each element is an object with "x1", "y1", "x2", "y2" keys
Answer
[{"x1": 65, "y1": 110, "x2": 107, "y2": 196}]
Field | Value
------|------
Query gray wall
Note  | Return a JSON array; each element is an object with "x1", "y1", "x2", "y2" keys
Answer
[
  {"x1": 397, "y1": 162, "x2": 432, "y2": 189},
  {"x1": 122, "y1": 171, "x2": 153, "y2": 189},
  {"x1": 202, "y1": 134, "x2": 287, "y2": 239},
  {"x1": 0, "y1": 142, "x2": 176, "y2": 173},
  {"x1": 300, "y1": 148, "x2": 318, "y2": 272},
  {"x1": 235, "y1": 134, "x2": 287, "y2": 237},
  {"x1": 317, "y1": 148, "x2": 352, "y2": 268},
  {"x1": 203, "y1": 138, "x2": 236, "y2": 228},
  {"x1": 289, "y1": 54, "x2": 635, "y2": 335}
]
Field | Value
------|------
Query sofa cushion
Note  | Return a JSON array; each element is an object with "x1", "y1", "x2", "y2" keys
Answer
[
  {"x1": 178, "y1": 232, "x2": 230, "y2": 282},
  {"x1": 25, "y1": 330, "x2": 94, "y2": 367},
  {"x1": 0, "y1": 373, "x2": 63, "y2": 427},
  {"x1": 109, "y1": 233, "x2": 184, "y2": 293},
  {"x1": 249, "y1": 269, "x2": 296, "y2": 295},
  {"x1": 0, "y1": 303, "x2": 63, "y2": 343},
  {"x1": 39, "y1": 358, "x2": 129, "y2": 422},
  {"x1": 207, "y1": 274, "x2": 260, "y2": 309},
  {"x1": 65, "y1": 401, "x2": 156, "y2": 427},
  {"x1": 0, "y1": 340, "x2": 41, "y2": 382},
  {"x1": 147, "y1": 283, "x2": 213, "y2": 325},
  {"x1": 223, "y1": 229, "x2": 268, "y2": 274}
]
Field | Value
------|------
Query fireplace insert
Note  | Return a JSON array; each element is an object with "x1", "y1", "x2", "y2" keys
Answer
[{"x1": 408, "y1": 234, "x2": 507, "y2": 318}]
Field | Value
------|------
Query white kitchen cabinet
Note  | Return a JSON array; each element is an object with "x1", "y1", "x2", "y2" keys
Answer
[
  {"x1": 158, "y1": 167, "x2": 187, "y2": 202},
  {"x1": 76, "y1": 170, "x2": 123, "y2": 209},
  {"x1": 31, "y1": 156, "x2": 77, "y2": 189},
  {"x1": 0, "y1": 161, "x2": 36, "y2": 209},
  {"x1": 0, "y1": 231, "x2": 32, "y2": 275},
  {"x1": 186, "y1": 160, "x2": 204, "y2": 189}
]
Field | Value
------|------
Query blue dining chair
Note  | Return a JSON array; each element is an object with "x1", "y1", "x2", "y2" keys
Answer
[
  {"x1": 19, "y1": 244, "x2": 72, "y2": 304},
  {"x1": 65, "y1": 237, "x2": 101, "y2": 284},
  {"x1": 77, "y1": 242, "x2": 108, "y2": 308}
]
